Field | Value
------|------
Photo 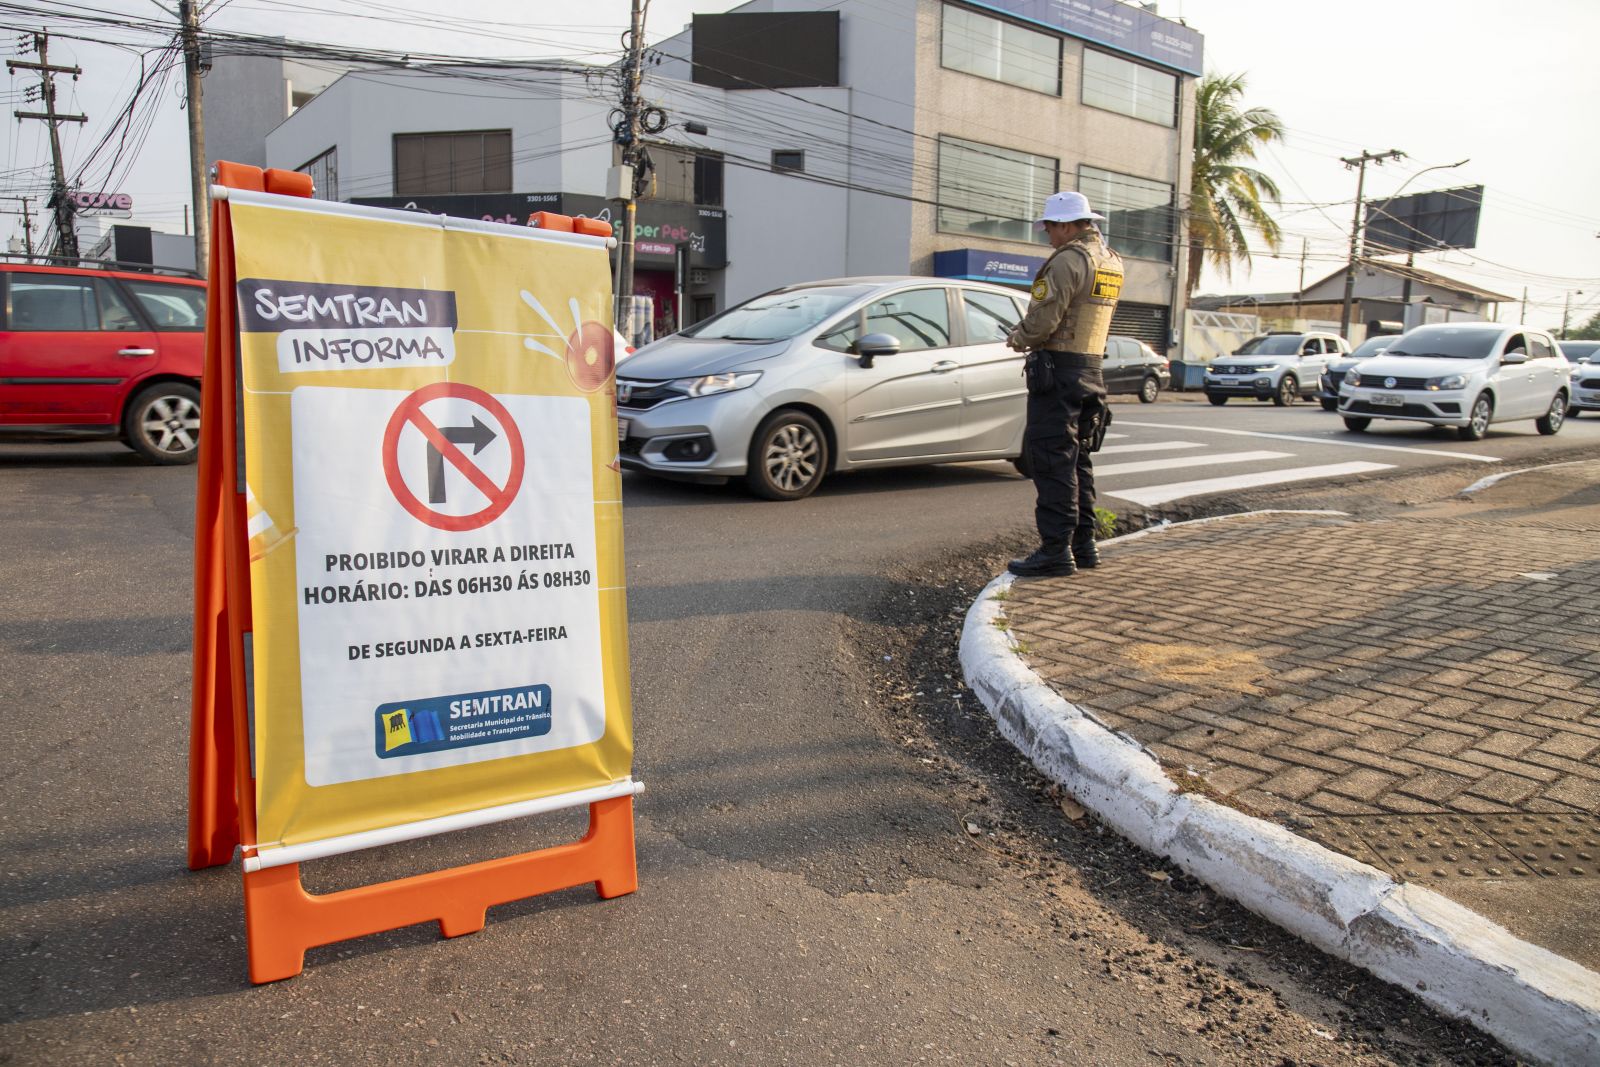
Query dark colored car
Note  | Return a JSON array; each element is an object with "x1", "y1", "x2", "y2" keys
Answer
[
  {"x1": 1104, "y1": 334, "x2": 1171, "y2": 402},
  {"x1": 0, "y1": 262, "x2": 206, "y2": 463},
  {"x1": 1317, "y1": 334, "x2": 1396, "y2": 411}
]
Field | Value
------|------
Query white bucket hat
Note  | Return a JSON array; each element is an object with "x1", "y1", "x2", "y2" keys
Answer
[{"x1": 1037, "y1": 190, "x2": 1105, "y2": 225}]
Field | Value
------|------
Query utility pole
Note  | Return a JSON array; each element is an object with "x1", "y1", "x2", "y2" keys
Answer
[
  {"x1": 1294, "y1": 237, "x2": 1307, "y2": 322},
  {"x1": 11, "y1": 32, "x2": 87, "y2": 259},
  {"x1": 1561, "y1": 290, "x2": 1583, "y2": 339},
  {"x1": 1520, "y1": 287, "x2": 1528, "y2": 325},
  {"x1": 1, "y1": 196, "x2": 37, "y2": 259},
  {"x1": 179, "y1": 0, "x2": 209, "y2": 276},
  {"x1": 20, "y1": 195, "x2": 34, "y2": 258},
  {"x1": 611, "y1": 0, "x2": 646, "y2": 342},
  {"x1": 1338, "y1": 148, "x2": 1404, "y2": 340}
]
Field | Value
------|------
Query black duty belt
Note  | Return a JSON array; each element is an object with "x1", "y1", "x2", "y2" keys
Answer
[{"x1": 1037, "y1": 350, "x2": 1103, "y2": 369}]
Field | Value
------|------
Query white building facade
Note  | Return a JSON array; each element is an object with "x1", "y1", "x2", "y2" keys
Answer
[{"x1": 261, "y1": 0, "x2": 1201, "y2": 349}]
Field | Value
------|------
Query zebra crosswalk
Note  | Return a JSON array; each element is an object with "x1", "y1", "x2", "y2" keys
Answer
[
  {"x1": 1107, "y1": 461, "x2": 1394, "y2": 506},
  {"x1": 1013, "y1": 413, "x2": 1506, "y2": 507},
  {"x1": 1089, "y1": 423, "x2": 1414, "y2": 506}
]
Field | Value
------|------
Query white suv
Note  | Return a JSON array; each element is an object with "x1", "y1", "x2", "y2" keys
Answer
[
  {"x1": 1204, "y1": 331, "x2": 1350, "y2": 406},
  {"x1": 1340, "y1": 323, "x2": 1571, "y2": 440}
]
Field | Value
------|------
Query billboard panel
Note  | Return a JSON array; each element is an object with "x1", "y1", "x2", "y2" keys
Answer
[{"x1": 1364, "y1": 185, "x2": 1483, "y2": 254}]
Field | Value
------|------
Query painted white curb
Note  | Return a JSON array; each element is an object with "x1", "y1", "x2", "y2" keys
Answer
[
  {"x1": 961, "y1": 514, "x2": 1600, "y2": 1067},
  {"x1": 1460, "y1": 457, "x2": 1599, "y2": 496}
]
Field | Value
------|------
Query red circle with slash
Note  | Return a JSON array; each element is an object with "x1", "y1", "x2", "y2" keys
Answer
[{"x1": 382, "y1": 382, "x2": 525, "y2": 532}]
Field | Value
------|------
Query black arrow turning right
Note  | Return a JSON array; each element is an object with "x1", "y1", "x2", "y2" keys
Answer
[{"x1": 427, "y1": 416, "x2": 499, "y2": 504}]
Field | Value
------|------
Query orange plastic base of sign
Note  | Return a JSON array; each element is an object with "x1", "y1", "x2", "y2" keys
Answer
[
  {"x1": 188, "y1": 160, "x2": 638, "y2": 985},
  {"x1": 243, "y1": 796, "x2": 638, "y2": 984}
]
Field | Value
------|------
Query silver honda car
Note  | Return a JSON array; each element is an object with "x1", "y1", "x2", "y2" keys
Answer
[{"x1": 615, "y1": 276, "x2": 1036, "y2": 499}]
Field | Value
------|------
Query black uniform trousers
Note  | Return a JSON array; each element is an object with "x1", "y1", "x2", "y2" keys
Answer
[{"x1": 1023, "y1": 351, "x2": 1107, "y2": 550}]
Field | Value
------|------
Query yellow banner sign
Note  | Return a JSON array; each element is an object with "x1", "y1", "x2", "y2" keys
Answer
[{"x1": 229, "y1": 195, "x2": 630, "y2": 852}]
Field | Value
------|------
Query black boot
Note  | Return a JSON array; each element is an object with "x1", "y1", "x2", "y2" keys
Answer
[
  {"x1": 1008, "y1": 545, "x2": 1076, "y2": 578},
  {"x1": 1071, "y1": 529, "x2": 1099, "y2": 569}
]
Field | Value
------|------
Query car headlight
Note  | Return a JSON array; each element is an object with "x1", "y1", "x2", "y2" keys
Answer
[
  {"x1": 1425, "y1": 374, "x2": 1468, "y2": 391},
  {"x1": 675, "y1": 371, "x2": 762, "y2": 397},
  {"x1": 1253, "y1": 364, "x2": 1278, "y2": 373},
  {"x1": 1345, "y1": 370, "x2": 1362, "y2": 387}
]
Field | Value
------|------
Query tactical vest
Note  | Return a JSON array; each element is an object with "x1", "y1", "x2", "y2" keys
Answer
[{"x1": 1057, "y1": 233, "x2": 1123, "y2": 355}]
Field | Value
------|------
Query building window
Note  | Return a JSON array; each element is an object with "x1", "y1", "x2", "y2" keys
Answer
[
  {"x1": 393, "y1": 130, "x2": 513, "y2": 196},
  {"x1": 771, "y1": 150, "x2": 805, "y2": 173},
  {"x1": 1082, "y1": 49, "x2": 1177, "y2": 126},
  {"x1": 937, "y1": 136, "x2": 1057, "y2": 246},
  {"x1": 695, "y1": 153, "x2": 724, "y2": 206},
  {"x1": 941, "y1": 4, "x2": 1060, "y2": 96},
  {"x1": 636, "y1": 143, "x2": 724, "y2": 205},
  {"x1": 1078, "y1": 165, "x2": 1175, "y2": 262},
  {"x1": 296, "y1": 147, "x2": 338, "y2": 201}
]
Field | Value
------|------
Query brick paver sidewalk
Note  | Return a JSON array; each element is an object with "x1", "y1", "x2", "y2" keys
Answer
[{"x1": 1004, "y1": 461, "x2": 1600, "y2": 965}]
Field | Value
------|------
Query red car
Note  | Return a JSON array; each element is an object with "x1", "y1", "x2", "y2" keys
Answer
[{"x1": 1, "y1": 262, "x2": 206, "y2": 464}]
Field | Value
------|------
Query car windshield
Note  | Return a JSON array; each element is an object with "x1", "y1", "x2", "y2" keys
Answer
[
  {"x1": 1351, "y1": 336, "x2": 1392, "y2": 357},
  {"x1": 1234, "y1": 335, "x2": 1303, "y2": 355},
  {"x1": 1558, "y1": 342, "x2": 1598, "y2": 362},
  {"x1": 1385, "y1": 325, "x2": 1503, "y2": 359},
  {"x1": 681, "y1": 285, "x2": 873, "y2": 341}
]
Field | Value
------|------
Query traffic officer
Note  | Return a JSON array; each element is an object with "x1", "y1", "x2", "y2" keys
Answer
[{"x1": 1006, "y1": 190, "x2": 1124, "y2": 578}]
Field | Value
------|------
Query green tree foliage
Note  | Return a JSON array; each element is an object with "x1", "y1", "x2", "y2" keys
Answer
[
  {"x1": 1568, "y1": 310, "x2": 1600, "y2": 340},
  {"x1": 1188, "y1": 73, "x2": 1286, "y2": 295}
]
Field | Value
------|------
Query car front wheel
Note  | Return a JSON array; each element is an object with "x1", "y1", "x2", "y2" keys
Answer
[
  {"x1": 746, "y1": 410, "x2": 828, "y2": 500},
  {"x1": 123, "y1": 382, "x2": 201, "y2": 464},
  {"x1": 1207, "y1": 395, "x2": 1227, "y2": 406},
  {"x1": 1535, "y1": 393, "x2": 1566, "y2": 435},
  {"x1": 1342, "y1": 416, "x2": 1370, "y2": 432},
  {"x1": 1139, "y1": 376, "x2": 1160, "y2": 403},
  {"x1": 1458, "y1": 393, "x2": 1493, "y2": 441},
  {"x1": 1319, "y1": 398, "x2": 1338, "y2": 412},
  {"x1": 1274, "y1": 375, "x2": 1298, "y2": 406}
]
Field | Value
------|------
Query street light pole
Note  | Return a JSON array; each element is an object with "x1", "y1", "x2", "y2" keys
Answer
[
  {"x1": 1375, "y1": 159, "x2": 1470, "y2": 322},
  {"x1": 1561, "y1": 291, "x2": 1583, "y2": 339}
]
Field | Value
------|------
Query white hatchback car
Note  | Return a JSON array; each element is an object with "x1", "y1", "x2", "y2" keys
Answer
[{"x1": 1339, "y1": 323, "x2": 1571, "y2": 440}]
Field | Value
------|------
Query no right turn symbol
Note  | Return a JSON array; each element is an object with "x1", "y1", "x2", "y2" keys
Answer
[{"x1": 381, "y1": 382, "x2": 526, "y2": 532}]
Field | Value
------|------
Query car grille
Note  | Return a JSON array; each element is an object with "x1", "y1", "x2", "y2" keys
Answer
[
  {"x1": 1581, "y1": 377, "x2": 1600, "y2": 389},
  {"x1": 1355, "y1": 375, "x2": 1428, "y2": 390},
  {"x1": 616, "y1": 378, "x2": 683, "y2": 411},
  {"x1": 1346, "y1": 400, "x2": 1440, "y2": 418},
  {"x1": 1211, "y1": 365, "x2": 1263, "y2": 375}
]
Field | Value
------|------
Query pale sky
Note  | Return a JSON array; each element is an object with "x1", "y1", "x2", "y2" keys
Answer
[{"x1": 5, "y1": 0, "x2": 1598, "y2": 333}]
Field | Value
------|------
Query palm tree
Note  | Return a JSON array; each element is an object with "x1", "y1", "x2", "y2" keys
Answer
[{"x1": 1187, "y1": 72, "x2": 1285, "y2": 295}]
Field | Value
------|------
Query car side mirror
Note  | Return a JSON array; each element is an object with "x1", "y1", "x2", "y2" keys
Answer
[
  {"x1": 855, "y1": 332, "x2": 901, "y2": 368},
  {"x1": 1502, "y1": 350, "x2": 1528, "y2": 365}
]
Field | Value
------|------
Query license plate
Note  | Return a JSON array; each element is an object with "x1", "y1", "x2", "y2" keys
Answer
[
  {"x1": 1371, "y1": 393, "x2": 1404, "y2": 407},
  {"x1": 617, "y1": 418, "x2": 630, "y2": 441},
  {"x1": 1214, "y1": 376, "x2": 1239, "y2": 384}
]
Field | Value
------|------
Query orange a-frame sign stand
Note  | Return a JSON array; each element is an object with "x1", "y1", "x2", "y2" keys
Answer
[{"x1": 186, "y1": 162, "x2": 637, "y2": 985}]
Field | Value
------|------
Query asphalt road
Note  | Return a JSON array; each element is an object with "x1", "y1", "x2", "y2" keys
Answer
[{"x1": 4, "y1": 399, "x2": 1576, "y2": 1064}]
